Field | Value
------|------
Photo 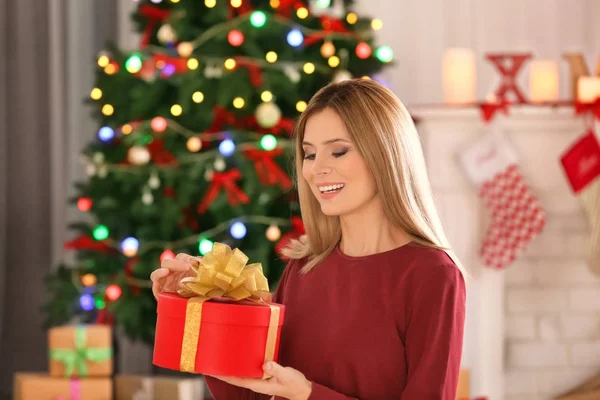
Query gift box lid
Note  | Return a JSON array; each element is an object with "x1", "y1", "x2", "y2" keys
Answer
[{"x1": 157, "y1": 292, "x2": 285, "y2": 327}]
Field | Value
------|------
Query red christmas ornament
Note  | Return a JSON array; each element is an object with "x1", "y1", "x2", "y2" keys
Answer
[
  {"x1": 485, "y1": 53, "x2": 532, "y2": 104},
  {"x1": 234, "y1": 57, "x2": 263, "y2": 87}
]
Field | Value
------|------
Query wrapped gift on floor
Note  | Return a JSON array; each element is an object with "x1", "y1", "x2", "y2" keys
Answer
[
  {"x1": 13, "y1": 373, "x2": 112, "y2": 400},
  {"x1": 153, "y1": 243, "x2": 285, "y2": 378},
  {"x1": 115, "y1": 375, "x2": 205, "y2": 400},
  {"x1": 48, "y1": 324, "x2": 113, "y2": 378}
]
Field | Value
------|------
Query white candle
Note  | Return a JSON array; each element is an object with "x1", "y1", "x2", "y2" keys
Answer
[
  {"x1": 529, "y1": 60, "x2": 559, "y2": 103},
  {"x1": 577, "y1": 76, "x2": 600, "y2": 103},
  {"x1": 442, "y1": 48, "x2": 476, "y2": 105}
]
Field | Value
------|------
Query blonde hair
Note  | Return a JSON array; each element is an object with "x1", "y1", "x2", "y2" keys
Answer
[{"x1": 282, "y1": 79, "x2": 465, "y2": 276}]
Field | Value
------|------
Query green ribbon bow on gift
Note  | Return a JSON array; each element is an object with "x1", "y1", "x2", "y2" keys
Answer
[{"x1": 49, "y1": 325, "x2": 112, "y2": 377}]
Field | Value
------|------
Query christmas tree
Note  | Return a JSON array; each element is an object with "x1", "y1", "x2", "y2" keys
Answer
[{"x1": 43, "y1": 0, "x2": 393, "y2": 344}]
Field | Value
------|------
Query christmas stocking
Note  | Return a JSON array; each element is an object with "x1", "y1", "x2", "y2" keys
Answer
[
  {"x1": 459, "y1": 130, "x2": 547, "y2": 269},
  {"x1": 560, "y1": 130, "x2": 600, "y2": 275}
]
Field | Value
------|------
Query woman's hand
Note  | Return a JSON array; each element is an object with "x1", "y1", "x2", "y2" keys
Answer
[
  {"x1": 208, "y1": 361, "x2": 312, "y2": 400},
  {"x1": 150, "y1": 253, "x2": 199, "y2": 299}
]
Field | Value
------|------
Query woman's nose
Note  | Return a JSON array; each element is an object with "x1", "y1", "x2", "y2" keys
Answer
[{"x1": 312, "y1": 155, "x2": 332, "y2": 175}]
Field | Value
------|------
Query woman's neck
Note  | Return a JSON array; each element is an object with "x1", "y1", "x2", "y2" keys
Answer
[{"x1": 338, "y1": 199, "x2": 412, "y2": 257}]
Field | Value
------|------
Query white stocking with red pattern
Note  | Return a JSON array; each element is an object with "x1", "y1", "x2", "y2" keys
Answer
[{"x1": 460, "y1": 131, "x2": 547, "y2": 269}]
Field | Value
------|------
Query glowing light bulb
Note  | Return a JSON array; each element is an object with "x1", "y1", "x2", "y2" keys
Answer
[
  {"x1": 316, "y1": 0, "x2": 330, "y2": 7},
  {"x1": 121, "y1": 237, "x2": 139, "y2": 257},
  {"x1": 261, "y1": 91, "x2": 273, "y2": 102},
  {"x1": 125, "y1": 53, "x2": 143, "y2": 73},
  {"x1": 224, "y1": 58, "x2": 237, "y2": 70},
  {"x1": 219, "y1": 139, "x2": 235, "y2": 156},
  {"x1": 260, "y1": 134, "x2": 277, "y2": 150},
  {"x1": 90, "y1": 88, "x2": 102, "y2": 100},
  {"x1": 93, "y1": 225, "x2": 109, "y2": 240},
  {"x1": 151, "y1": 117, "x2": 168, "y2": 133},
  {"x1": 187, "y1": 58, "x2": 199, "y2": 70},
  {"x1": 230, "y1": 0, "x2": 242, "y2": 7},
  {"x1": 270, "y1": 0, "x2": 279, "y2": 8},
  {"x1": 81, "y1": 274, "x2": 97, "y2": 287},
  {"x1": 355, "y1": 42, "x2": 372, "y2": 59},
  {"x1": 296, "y1": 101, "x2": 307, "y2": 112},
  {"x1": 97, "y1": 55, "x2": 110, "y2": 67},
  {"x1": 250, "y1": 11, "x2": 267, "y2": 28},
  {"x1": 233, "y1": 97, "x2": 245, "y2": 108},
  {"x1": 230, "y1": 222, "x2": 247, "y2": 239},
  {"x1": 205, "y1": 0, "x2": 216, "y2": 7},
  {"x1": 376, "y1": 45, "x2": 394, "y2": 63},
  {"x1": 98, "y1": 126, "x2": 115, "y2": 142},
  {"x1": 346, "y1": 12, "x2": 358, "y2": 24},
  {"x1": 80, "y1": 294, "x2": 95, "y2": 311},
  {"x1": 287, "y1": 29, "x2": 304, "y2": 47},
  {"x1": 198, "y1": 238, "x2": 213, "y2": 255},
  {"x1": 303, "y1": 62, "x2": 315, "y2": 74},
  {"x1": 266, "y1": 51, "x2": 278, "y2": 63},
  {"x1": 102, "y1": 104, "x2": 114, "y2": 116},
  {"x1": 104, "y1": 63, "x2": 118, "y2": 75},
  {"x1": 296, "y1": 7, "x2": 309, "y2": 18},
  {"x1": 187, "y1": 137, "x2": 202, "y2": 152},
  {"x1": 171, "y1": 104, "x2": 183, "y2": 116},
  {"x1": 106, "y1": 284, "x2": 122, "y2": 301},
  {"x1": 121, "y1": 124, "x2": 133, "y2": 135},
  {"x1": 77, "y1": 197, "x2": 93, "y2": 212},
  {"x1": 371, "y1": 19, "x2": 383, "y2": 30},
  {"x1": 328, "y1": 56, "x2": 340, "y2": 68},
  {"x1": 192, "y1": 91, "x2": 204, "y2": 103},
  {"x1": 228, "y1": 30, "x2": 244, "y2": 46}
]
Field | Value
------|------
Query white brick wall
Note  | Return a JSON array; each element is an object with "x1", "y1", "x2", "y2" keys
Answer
[
  {"x1": 414, "y1": 105, "x2": 600, "y2": 400},
  {"x1": 499, "y1": 114, "x2": 600, "y2": 399}
]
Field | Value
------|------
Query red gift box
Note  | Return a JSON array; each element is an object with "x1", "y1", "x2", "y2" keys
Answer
[{"x1": 152, "y1": 242, "x2": 285, "y2": 378}]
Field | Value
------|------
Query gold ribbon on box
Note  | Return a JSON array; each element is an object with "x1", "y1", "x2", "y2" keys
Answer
[{"x1": 176, "y1": 242, "x2": 281, "y2": 378}]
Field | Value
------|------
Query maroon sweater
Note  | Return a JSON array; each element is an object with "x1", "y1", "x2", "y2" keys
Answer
[{"x1": 205, "y1": 242, "x2": 466, "y2": 400}]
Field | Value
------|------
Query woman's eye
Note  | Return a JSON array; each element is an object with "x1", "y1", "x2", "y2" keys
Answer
[
  {"x1": 332, "y1": 149, "x2": 348, "y2": 158},
  {"x1": 303, "y1": 154, "x2": 316, "y2": 160}
]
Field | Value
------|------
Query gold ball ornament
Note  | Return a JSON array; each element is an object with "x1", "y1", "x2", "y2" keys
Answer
[
  {"x1": 255, "y1": 102, "x2": 282, "y2": 128},
  {"x1": 157, "y1": 24, "x2": 177, "y2": 43},
  {"x1": 128, "y1": 146, "x2": 151, "y2": 165},
  {"x1": 266, "y1": 225, "x2": 281, "y2": 241}
]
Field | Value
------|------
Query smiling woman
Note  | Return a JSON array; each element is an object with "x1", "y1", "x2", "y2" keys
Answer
[{"x1": 154, "y1": 79, "x2": 467, "y2": 400}]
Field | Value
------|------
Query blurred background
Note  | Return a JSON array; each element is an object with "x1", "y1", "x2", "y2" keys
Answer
[{"x1": 1, "y1": 0, "x2": 600, "y2": 399}]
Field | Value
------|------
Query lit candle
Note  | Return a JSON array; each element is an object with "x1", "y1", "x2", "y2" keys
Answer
[
  {"x1": 442, "y1": 48, "x2": 476, "y2": 105},
  {"x1": 577, "y1": 76, "x2": 600, "y2": 103},
  {"x1": 529, "y1": 60, "x2": 559, "y2": 103}
]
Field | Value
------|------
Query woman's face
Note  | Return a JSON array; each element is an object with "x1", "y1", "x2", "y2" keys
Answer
[{"x1": 301, "y1": 108, "x2": 378, "y2": 217}]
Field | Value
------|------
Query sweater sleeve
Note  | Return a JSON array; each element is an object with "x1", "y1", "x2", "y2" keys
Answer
[
  {"x1": 401, "y1": 263, "x2": 466, "y2": 400},
  {"x1": 204, "y1": 260, "x2": 295, "y2": 400}
]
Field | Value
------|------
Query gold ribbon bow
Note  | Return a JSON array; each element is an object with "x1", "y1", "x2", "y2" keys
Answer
[
  {"x1": 176, "y1": 243, "x2": 280, "y2": 377},
  {"x1": 177, "y1": 242, "x2": 271, "y2": 302}
]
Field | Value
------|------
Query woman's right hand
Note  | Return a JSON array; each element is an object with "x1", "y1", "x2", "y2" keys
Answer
[{"x1": 151, "y1": 253, "x2": 200, "y2": 300}]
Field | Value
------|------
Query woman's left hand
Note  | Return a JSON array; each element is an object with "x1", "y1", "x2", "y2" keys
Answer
[{"x1": 207, "y1": 361, "x2": 312, "y2": 400}]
